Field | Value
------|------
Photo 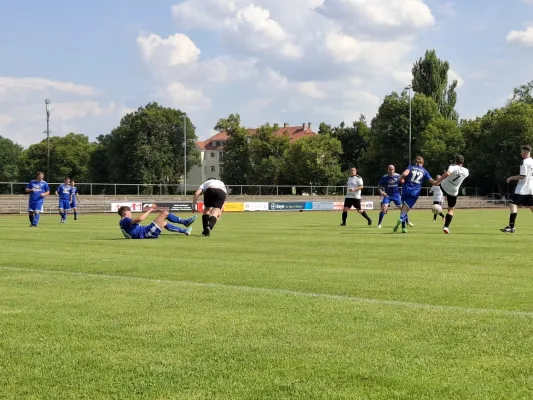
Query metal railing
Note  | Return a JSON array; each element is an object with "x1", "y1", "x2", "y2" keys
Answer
[{"x1": 0, "y1": 182, "x2": 489, "y2": 198}]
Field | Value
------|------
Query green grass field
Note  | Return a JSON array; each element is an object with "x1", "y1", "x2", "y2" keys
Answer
[{"x1": 1, "y1": 209, "x2": 533, "y2": 399}]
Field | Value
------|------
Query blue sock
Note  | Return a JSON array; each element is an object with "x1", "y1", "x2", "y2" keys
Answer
[
  {"x1": 378, "y1": 212, "x2": 385, "y2": 225},
  {"x1": 34, "y1": 213, "x2": 40, "y2": 225},
  {"x1": 165, "y1": 223, "x2": 187, "y2": 233},
  {"x1": 74, "y1": 212, "x2": 77, "y2": 219},
  {"x1": 60, "y1": 212, "x2": 65, "y2": 220},
  {"x1": 166, "y1": 213, "x2": 186, "y2": 224}
]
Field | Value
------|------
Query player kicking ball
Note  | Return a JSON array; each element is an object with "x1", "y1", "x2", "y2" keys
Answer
[
  {"x1": 394, "y1": 156, "x2": 437, "y2": 233},
  {"x1": 118, "y1": 204, "x2": 196, "y2": 239}
]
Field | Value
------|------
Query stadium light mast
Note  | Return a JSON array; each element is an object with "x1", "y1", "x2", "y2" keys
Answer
[
  {"x1": 404, "y1": 86, "x2": 412, "y2": 164},
  {"x1": 183, "y1": 115, "x2": 187, "y2": 196},
  {"x1": 45, "y1": 99, "x2": 51, "y2": 179}
]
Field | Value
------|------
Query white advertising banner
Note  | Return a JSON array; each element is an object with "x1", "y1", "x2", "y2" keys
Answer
[
  {"x1": 244, "y1": 202, "x2": 269, "y2": 211},
  {"x1": 110, "y1": 202, "x2": 143, "y2": 212}
]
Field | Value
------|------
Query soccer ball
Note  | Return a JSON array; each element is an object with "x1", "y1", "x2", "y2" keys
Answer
[{"x1": 432, "y1": 204, "x2": 442, "y2": 214}]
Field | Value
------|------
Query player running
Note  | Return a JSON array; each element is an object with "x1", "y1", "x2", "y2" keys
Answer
[
  {"x1": 192, "y1": 178, "x2": 227, "y2": 236},
  {"x1": 500, "y1": 145, "x2": 533, "y2": 233},
  {"x1": 377, "y1": 165, "x2": 404, "y2": 228},
  {"x1": 70, "y1": 180, "x2": 81, "y2": 220},
  {"x1": 434, "y1": 155, "x2": 469, "y2": 234},
  {"x1": 429, "y1": 176, "x2": 446, "y2": 222},
  {"x1": 394, "y1": 156, "x2": 437, "y2": 233},
  {"x1": 340, "y1": 167, "x2": 372, "y2": 227},
  {"x1": 55, "y1": 177, "x2": 72, "y2": 223},
  {"x1": 25, "y1": 171, "x2": 50, "y2": 227},
  {"x1": 118, "y1": 204, "x2": 196, "y2": 239}
]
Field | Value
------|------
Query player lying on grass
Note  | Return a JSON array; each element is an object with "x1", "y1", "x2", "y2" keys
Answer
[{"x1": 118, "y1": 204, "x2": 196, "y2": 239}]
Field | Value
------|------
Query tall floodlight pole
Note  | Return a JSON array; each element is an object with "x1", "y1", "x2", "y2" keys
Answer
[
  {"x1": 183, "y1": 115, "x2": 187, "y2": 196},
  {"x1": 45, "y1": 99, "x2": 51, "y2": 178},
  {"x1": 404, "y1": 86, "x2": 412, "y2": 164}
]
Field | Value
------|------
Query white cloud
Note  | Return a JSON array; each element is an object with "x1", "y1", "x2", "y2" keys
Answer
[
  {"x1": 319, "y1": 0, "x2": 435, "y2": 30},
  {"x1": 507, "y1": 27, "x2": 533, "y2": 47},
  {"x1": 137, "y1": 33, "x2": 200, "y2": 67},
  {"x1": 324, "y1": 31, "x2": 413, "y2": 67},
  {"x1": 161, "y1": 82, "x2": 211, "y2": 111},
  {"x1": 448, "y1": 68, "x2": 464, "y2": 88},
  {"x1": 297, "y1": 82, "x2": 327, "y2": 99},
  {"x1": 52, "y1": 101, "x2": 117, "y2": 120},
  {"x1": 0, "y1": 77, "x2": 99, "y2": 103},
  {"x1": 0, "y1": 114, "x2": 13, "y2": 127}
]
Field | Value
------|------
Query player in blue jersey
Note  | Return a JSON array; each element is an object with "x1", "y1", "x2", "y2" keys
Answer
[
  {"x1": 55, "y1": 177, "x2": 72, "y2": 223},
  {"x1": 393, "y1": 156, "x2": 437, "y2": 233},
  {"x1": 70, "y1": 180, "x2": 80, "y2": 220},
  {"x1": 377, "y1": 165, "x2": 409, "y2": 228},
  {"x1": 25, "y1": 171, "x2": 50, "y2": 227},
  {"x1": 117, "y1": 204, "x2": 197, "y2": 239}
]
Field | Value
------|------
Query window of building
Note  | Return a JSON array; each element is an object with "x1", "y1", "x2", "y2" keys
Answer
[
  {"x1": 211, "y1": 152, "x2": 215, "y2": 158},
  {"x1": 211, "y1": 166, "x2": 216, "y2": 172},
  {"x1": 219, "y1": 152, "x2": 224, "y2": 161}
]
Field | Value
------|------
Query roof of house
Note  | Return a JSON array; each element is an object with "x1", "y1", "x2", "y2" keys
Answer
[{"x1": 197, "y1": 124, "x2": 316, "y2": 150}]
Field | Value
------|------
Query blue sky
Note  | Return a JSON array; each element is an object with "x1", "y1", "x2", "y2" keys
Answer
[{"x1": 1, "y1": 0, "x2": 532, "y2": 147}]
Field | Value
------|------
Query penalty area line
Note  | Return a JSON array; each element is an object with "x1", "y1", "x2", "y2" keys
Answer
[{"x1": 2, "y1": 266, "x2": 533, "y2": 318}]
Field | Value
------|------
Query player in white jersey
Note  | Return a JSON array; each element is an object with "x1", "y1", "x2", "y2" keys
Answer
[
  {"x1": 501, "y1": 145, "x2": 533, "y2": 233},
  {"x1": 192, "y1": 178, "x2": 227, "y2": 236},
  {"x1": 340, "y1": 167, "x2": 372, "y2": 226},
  {"x1": 434, "y1": 155, "x2": 469, "y2": 234},
  {"x1": 429, "y1": 175, "x2": 446, "y2": 222}
]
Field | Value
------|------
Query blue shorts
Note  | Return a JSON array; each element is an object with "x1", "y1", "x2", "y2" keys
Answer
[
  {"x1": 402, "y1": 193, "x2": 419, "y2": 209},
  {"x1": 70, "y1": 201, "x2": 77, "y2": 208},
  {"x1": 59, "y1": 199, "x2": 71, "y2": 210},
  {"x1": 382, "y1": 195, "x2": 402, "y2": 207},
  {"x1": 28, "y1": 199, "x2": 44, "y2": 212},
  {"x1": 142, "y1": 222, "x2": 162, "y2": 239}
]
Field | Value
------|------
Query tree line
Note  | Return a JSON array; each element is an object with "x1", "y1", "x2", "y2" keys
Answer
[{"x1": 0, "y1": 49, "x2": 532, "y2": 195}]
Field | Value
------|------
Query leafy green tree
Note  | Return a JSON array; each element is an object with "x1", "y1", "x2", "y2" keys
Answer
[
  {"x1": 412, "y1": 49, "x2": 458, "y2": 120},
  {"x1": 330, "y1": 116, "x2": 371, "y2": 172},
  {"x1": 218, "y1": 114, "x2": 250, "y2": 186},
  {"x1": 18, "y1": 133, "x2": 96, "y2": 183},
  {"x1": 363, "y1": 91, "x2": 440, "y2": 183},
  {"x1": 248, "y1": 123, "x2": 290, "y2": 186},
  {"x1": 509, "y1": 80, "x2": 533, "y2": 105},
  {"x1": 0, "y1": 136, "x2": 23, "y2": 182},
  {"x1": 419, "y1": 117, "x2": 465, "y2": 176},
  {"x1": 91, "y1": 103, "x2": 199, "y2": 190},
  {"x1": 284, "y1": 134, "x2": 343, "y2": 189}
]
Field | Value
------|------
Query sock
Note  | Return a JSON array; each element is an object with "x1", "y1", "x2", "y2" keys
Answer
[
  {"x1": 64, "y1": 212, "x2": 67, "y2": 221},
  {"x1": 361, "y1": 211, "x2": 371, "y2": 222},
  {"x1": 34, "y1": 213, "x2": 40, "y2": 225},
  {"x1": 74, "y1": 212, "x2": 77, "y2": 220},
  {"x1": 165, "y1": 223, "x2": 187, "y2": 233},
  {"x1": 60, "y1": 212, "x2": 64, "y2": 220},
  {"x1": 433, "y1": 213, "x2": 437, "y2": 221},
  {"x1": 509, "y1": 213, "x2": 517, "y2": 228},
  {"x1": 166, "y1": 213, "x2": 187, "y2": 224},
  {"x1": 378, "y1": 212, "x2": 385, "y2": 225},
  {"x1": 29, "y1": 214, "x2": 33, "y2": 224},
  {"x1": 342, "y1": 211, "x2": 347, "y2": 224},
  {"x1": 400, "y1": 212, "x2": 407, "y2": 229},
  {"x1": 444, "y1": 214, "x2": 453, "y2": 228},
  {"x1": 439, "y1": 213, "x2": 445, "y2": 218},
  {"x1": 202, "y1": 214, "x2": 209, "y2": 230},
  {"x1": 208, "y1": 216, "x2": 217, "y2": 230}
]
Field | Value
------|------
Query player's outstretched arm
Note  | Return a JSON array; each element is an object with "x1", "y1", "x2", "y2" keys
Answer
[
  {"x1": 399, "y1": 169, "x2": 410, "y2": 181},
  {"x1": 435, "y1": 172, "x2": 451, "y2": 185},
  {"x1": 131, "y1": 204, "x2": 157, "y2": 224},
  {"x1": 507, "y1": 175, "x2": 526, "y2": 183},
  {"x1": 192, "y1": 188, "x2": 203, "y2": 212}
]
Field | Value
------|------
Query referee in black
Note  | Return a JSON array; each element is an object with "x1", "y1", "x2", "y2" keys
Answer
[{"x1": 192, "y1": 178, "x2": 227, "y2": 236}]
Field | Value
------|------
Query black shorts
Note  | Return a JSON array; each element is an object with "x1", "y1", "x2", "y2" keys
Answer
[
  {"x1": 511, "y1": 194, "x2": 533, "y2": 207},
  {"x1": 343, "y1": 198, "x2": 361, "y2": 210},
  {"x1": 433, "y1": 201, "x2": 442, "y2": 205},
  {"x1": 204, "y1": 188, "x2": 226, "y2": 209},
  {"x1": 441, "y1": 187, "x2": 457, "y2": 208}
]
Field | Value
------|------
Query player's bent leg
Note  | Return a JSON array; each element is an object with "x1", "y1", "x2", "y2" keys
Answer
[
  {"x1": 378, "y1": 204, "x2": 388, "y2": 227},
  {"x1": 207, "y1": 207, "x2": 222, "y2": 232}
]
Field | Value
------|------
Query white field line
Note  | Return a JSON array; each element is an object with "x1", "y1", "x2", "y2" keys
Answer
[{"x1": 2, "y1": 266, "x2": 533, "y2": 318}]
